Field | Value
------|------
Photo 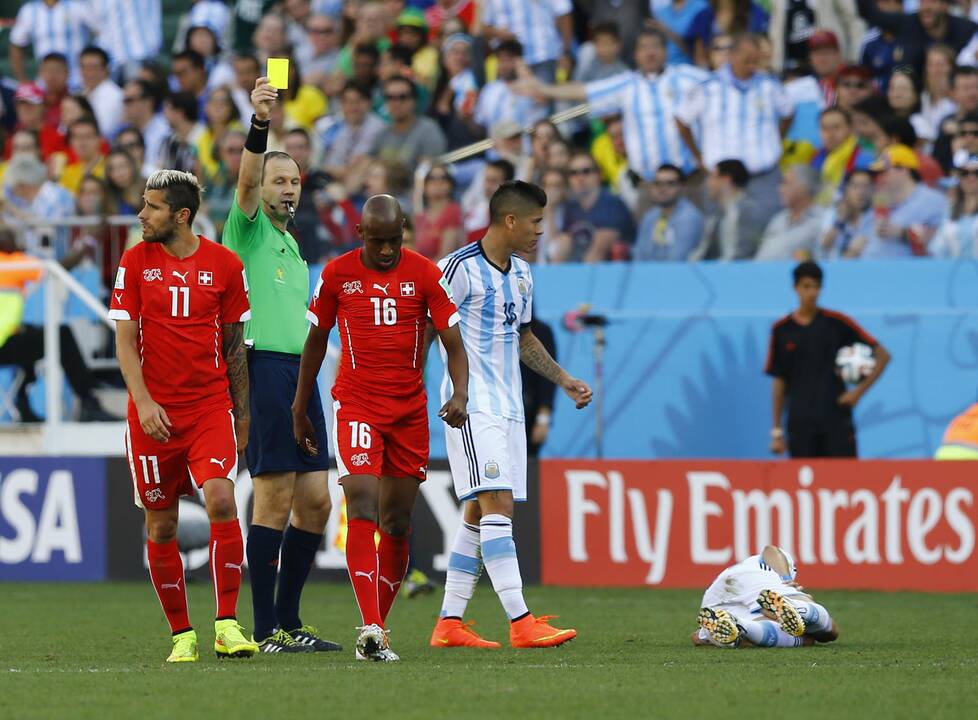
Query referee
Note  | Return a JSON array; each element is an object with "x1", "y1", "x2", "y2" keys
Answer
[{"x1": 223, "y1": 77, "x2": 339, "y2": 654}]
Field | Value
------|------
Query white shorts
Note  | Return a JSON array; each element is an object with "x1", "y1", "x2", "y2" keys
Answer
[{"x1": 445, "y1": 412, "x2": 527, "y2": 502}]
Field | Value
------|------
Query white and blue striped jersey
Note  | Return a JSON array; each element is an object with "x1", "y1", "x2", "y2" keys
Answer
[
  {"x1": 90, "y1": 0, "x2": 162, "y2": 67},
  {"x1": 437, "y1": 243, "x2": 533, "y2": 422},
  {"x1": 10, "y1": 1, "x2": 92, "y2": 85},
  {"x1": 482, "y1": 0, "x2": 572, "y2": 65},
  {"x1": 475, "y1": 80, "x2": 549, "y2": 133},
  {"x1": 676, "y1": 65, "x2": 794, "y2": 174},
  {"x1": 586, "y1": 64, "x2": 708, "y2": 179}
]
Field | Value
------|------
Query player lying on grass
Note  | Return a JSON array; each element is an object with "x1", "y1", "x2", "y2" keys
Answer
[
  {"x1": 294, "y1": 194, "x2": 469, "y2": 662},
  {"x1": 111, "y1": 170, "x2": 258, "y2": 663},
  {"x1": 691, "y1": 545, "x2": 840, "y2": 649}
]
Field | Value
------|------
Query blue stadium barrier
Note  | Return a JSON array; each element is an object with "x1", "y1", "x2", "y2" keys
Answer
[{"x1": 310, "y1": 258, "x2": 978, "y2": 460}]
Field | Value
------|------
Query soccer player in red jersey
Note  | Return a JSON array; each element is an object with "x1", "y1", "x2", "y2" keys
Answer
[
  {"x1": 110, "y1": 170, "x2": 258, "y2": 663},
  {"x1": 293, "y1": 194, "x2": 469, "y2": 662}
]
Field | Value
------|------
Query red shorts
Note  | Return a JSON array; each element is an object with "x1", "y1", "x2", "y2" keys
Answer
[
  {"x1": 330, "y1": 397, "x2": 428, "y2": 481},
  {"x1": 125, "y1": 402, "x2": 239, "y2": 510}
]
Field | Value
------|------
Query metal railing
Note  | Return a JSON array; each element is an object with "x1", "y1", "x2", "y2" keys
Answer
[{"x1": 0, "y1": 258, "x2": 119, "y2": 452}]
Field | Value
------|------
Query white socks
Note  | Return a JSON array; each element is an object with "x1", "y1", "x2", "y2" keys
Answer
[
  {"x1": 439, "y1": 522, "x2": 482, "y2": 619},
  {"x1": 793, "y1": 599, "x2": 833, "y2": 634},
  {"x1": 480, "y1": 514, "x2": 528, "y2": 620},
  {"x1": 740, "y1": 619, "x2": 804, "y2": 647}
]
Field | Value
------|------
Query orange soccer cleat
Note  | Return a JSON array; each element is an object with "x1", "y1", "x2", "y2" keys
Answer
[
  {"x1": 509, "y1": 614, "x2": 577, "y2": 649},
  {"x1": 430, "y1": 617, "x2": 501, "y2": 648}
]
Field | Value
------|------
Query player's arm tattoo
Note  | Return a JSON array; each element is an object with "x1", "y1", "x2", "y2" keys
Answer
[
  {"x1": 222, "y1": 322, "x2": 249, "y2": 420},
  {"x1": 519, "y1": 328, "x2": 564, "y2": 385}
]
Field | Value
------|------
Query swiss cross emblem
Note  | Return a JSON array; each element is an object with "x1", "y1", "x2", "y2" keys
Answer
[
  {"x1": 400, "y1": 281, "x2": 415, "y2": 297},
  {"x1": 198, "y1": 271, "x2": 213, "y2": 286}
]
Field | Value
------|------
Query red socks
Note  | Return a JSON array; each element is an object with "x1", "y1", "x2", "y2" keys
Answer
[
  {"x1": 147, "y1": 538, "x2": 190, "y2": 633},
  {"x1": 346, "y1": 519, "x2": 383, "y2": 628},
  {"x1": 377, "y1": 530, "x2": 409, "y2": 623},
  {"x1": 209, "y1": 518, "x2": 243, "y2": 620}
]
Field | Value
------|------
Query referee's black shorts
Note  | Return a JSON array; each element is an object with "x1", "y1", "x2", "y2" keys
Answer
[
  {"x1": 246, "y1": 350, "x2": 329, "y2": 476},
  {"x1": 787, "y1": 417, "x2": 857, "y2": 459}
]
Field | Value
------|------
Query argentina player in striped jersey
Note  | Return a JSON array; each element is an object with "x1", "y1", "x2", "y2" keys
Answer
[
  {"x1": 426, "y1": 181, "x2": 593, "y2": 649},
  {"x1": 693, "y1": 545, "x2": 840, "y2": 649}
]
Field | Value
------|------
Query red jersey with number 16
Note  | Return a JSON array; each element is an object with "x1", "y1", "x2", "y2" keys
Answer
[
  {"x1": 307, "y1": 248, "x2": 459, "y2": 406},
  {"x1": 109, "y1": 237, "x2": 251, "y2": 410}
]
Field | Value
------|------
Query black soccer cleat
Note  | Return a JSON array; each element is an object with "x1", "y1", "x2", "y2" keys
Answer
[{"x1": 286, "y1": 625, "x2": 343, "y2": 652}]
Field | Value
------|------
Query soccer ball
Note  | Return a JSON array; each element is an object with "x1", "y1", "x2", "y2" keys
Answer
[{"x1": 835, "y1": 343, "x2": 876, "y2": 384}]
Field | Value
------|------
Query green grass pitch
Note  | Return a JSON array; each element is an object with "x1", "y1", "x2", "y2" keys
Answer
[{"x1": 1, "y1": 583, "x2": 976, "y2": 719}]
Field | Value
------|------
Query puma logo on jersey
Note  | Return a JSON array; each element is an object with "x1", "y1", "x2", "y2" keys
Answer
[
  {"x1": 209, "y1": 457, "x2": 227, "y2": 469},
  {"x1": 373, "y1": 283, "x2": 390, "y2": 295},
  {"x1": 379, "y1": 576, "x2": 401, "y2": 592},
  {"x1": 224, "y1": 562, "x2": 242, "y2": 572},
  {"x1": 161, "y1": 578, "x2": 182, "y2": 591},
  {"x1": 355, "y1": 570, "x2": 375, "y2": 582},
  {"x1": 114, "y1": 293, "x2": 123, "y2": 305},
  {"x1": 172, "y1": 270, "x2": 189, "y2": 284}
]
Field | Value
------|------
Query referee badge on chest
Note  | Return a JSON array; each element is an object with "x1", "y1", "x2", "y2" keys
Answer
[
  {"x1": 516, "y1": 277, "x2": 528, "y2": 296},
  {"x1": 484, "y1": 461, "x2": 500, "y2": 480}
]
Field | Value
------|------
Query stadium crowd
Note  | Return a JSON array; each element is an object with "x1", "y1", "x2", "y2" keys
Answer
[{"x1": 2, "y1": 0, "x2": 978, "y2": 274}]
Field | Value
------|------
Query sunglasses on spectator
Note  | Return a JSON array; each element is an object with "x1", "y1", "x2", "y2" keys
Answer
[
  {"x1": 569, "y1": 167, "x2": 595, "y2": 176},
  {"x1": 118, "y1": 141, "x2": 142, "y2": 150},
  {"x1": 959, "y1": 129, "x2": 978, "y2": 137},
  {"x1": 385, "y1": 93, "x2": 412, "y2": 101},
  {"x1": 957, "y1": 168, "x2": 978, "y2": 177},
  {"x1": 712, "y1": 43, "x2": 733, "y2": 52}
]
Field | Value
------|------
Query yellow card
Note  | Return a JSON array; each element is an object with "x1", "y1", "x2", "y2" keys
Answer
[{"x1": 267, "y1": 58, "x2": 289, "y2": 89}]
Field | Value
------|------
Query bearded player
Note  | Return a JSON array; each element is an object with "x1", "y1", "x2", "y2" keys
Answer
[
  {"x1": 293, "y1": 194, "x2": 469, "y2": 662},
  {"x1": 692, "y1": 545, "x2": 840, "y2": 649},
  {"x1": 110, "y1": 170, "x2": 258, "y2": 663},
  {"x1": 429, "y1": 181, "x2": 592, "y2": 649}
]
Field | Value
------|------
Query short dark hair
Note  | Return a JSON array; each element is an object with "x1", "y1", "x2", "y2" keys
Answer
[
  {"x1": 341, "y1": 80, "x2": 372, "y2": 100},
  {"x1": 656, "y1": 163, "x2": 685, "y2": 182},
  {"x1": 489, "y1": 180, "x2": 547, "y2": 224},
  {"x1": 67, "y1": 117, "x2": 100, "y2": 142},
  {"x1": 172, "y1": 49, "x2": 206, "y2": 70},
  {"x1": 793, "y1": 261, "x2": 823, "y2": 286},
  {"x1": 636, "y1": 27, "x2": 667, "y2": 47},
  {"x1": 952, "y1": 64, "x2": 978, "y2": 86},
  {"x1": 234, "y1": 53, "x2": 260, "y2": 72},
  {"x1": 820, "y1": 106, "x2": 851, "y2": 125},
  {"x1": 486, "y1": 158, "x2": 516, "y2": 181},
  {"x1": 882, "y1": 115, "x2": 917, "y2": 147},
  {"x1": 285, "y1": 127, "x2": 311, "y2": 145},
  {"x1": 851, "y1": 95, "x2": 891, "y2": 121},
  {"x1": 41, "y1": 52, "x2": 68, "y2": 67},
  {"x1": 354, "y1": 42, "x2": 381, "y2": 62},
  {"x1": 115, "y1": 127, "x2": 145, "y2": 149},
  {"x1": 261, "y1": 150, "x2": 300, "y2": 181},
  {"x1": 384, "y1": 74, "x2": 417, "y2": 99},
  {"x1": 387, "y1": 43, "x2": 414, "y2": 66},
  {"x1": 80, "y1": 45, "x2": 110, "y2": 67},
  {"x1": 715, "y1": 159, "x2": 749, "y2": 188},
  {"x1": 591, "y1": 21, "x2": 620, "y2": 41},
  {"x1": 128, "y1": 78, "x2": 164, "y2": 111},
  {"x1": 145, "y1": 169, "x2": 203, "y2": 223},
  {"x1": 497, "y1": 39, "x2": 524, "y2": 56},
  {"x1": 165, "y1": 91, "x2": 200, "y2": 122}
]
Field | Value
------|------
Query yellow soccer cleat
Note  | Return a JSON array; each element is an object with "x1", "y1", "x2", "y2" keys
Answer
[
  {"x1": 697, "y1": 608, "x2": 740, "y2": 646},
  {"x1": 757, "y1": 589, "x2": 806, "y2": 637},
  {"x1": 166, "y1": 629, "x2": 199, "y2": 663},
  {"x1": 214, "y1": 619, "x2": 259, "y2": 658}
]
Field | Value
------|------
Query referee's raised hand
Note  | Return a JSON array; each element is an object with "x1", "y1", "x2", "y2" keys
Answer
[{"x1": 251, "y1": 77, "x2": 278, "y2": 121}]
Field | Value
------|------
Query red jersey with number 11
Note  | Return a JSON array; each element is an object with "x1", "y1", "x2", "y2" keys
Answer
[
  {"x1": 307, "y1": 248, "x2": 459, "y2": 405},
  {"x1": 109, "y1": 237, "x2": 251, "y2": 410}
]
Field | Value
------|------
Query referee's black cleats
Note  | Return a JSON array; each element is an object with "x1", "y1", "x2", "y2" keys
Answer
[
  {"x1": 287, "y1": 625, "x2": 343, "y2": 652},
  {"x1": 256, "y1": 629, "x2": 315, "y2": 653}
]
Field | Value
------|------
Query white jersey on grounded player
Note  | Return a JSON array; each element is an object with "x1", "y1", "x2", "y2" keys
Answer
[
  {"x1": 437, "y1": 242, "x2": 533, "y2": 422},
  {"x1": 701, "y1": 554, "x2": 803, "y2": 611}
]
